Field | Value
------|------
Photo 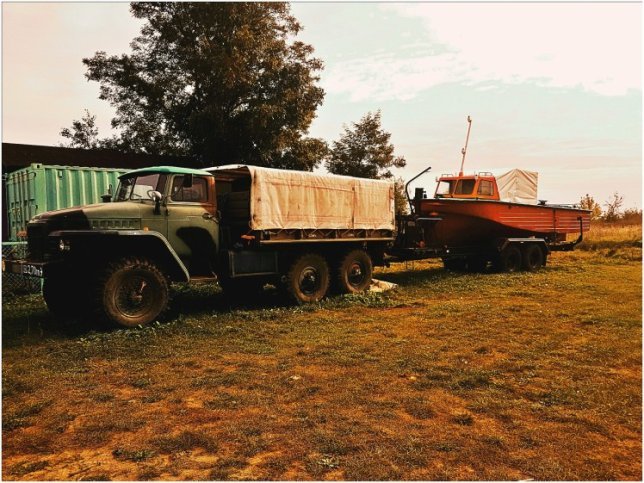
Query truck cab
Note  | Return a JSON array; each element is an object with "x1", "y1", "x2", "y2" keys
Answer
[{"x1": 113, "y1": 166, "x2": 219, "y2": 276}]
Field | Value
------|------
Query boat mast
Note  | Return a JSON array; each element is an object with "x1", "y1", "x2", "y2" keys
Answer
[{"x1": 459, "y1": 115, "x2": 472, "y2": 176}]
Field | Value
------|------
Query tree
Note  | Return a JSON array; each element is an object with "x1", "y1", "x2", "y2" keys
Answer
[
  {"x1": 60, "y1": 110, "x2": 100, "y2": 149},
  {"x1": 394, "y1": 177, "x2": 409, "y2": 215},
  {"x1": 326, "y1": 111, "x2": 406, "y2": 179},
  {"x1": 578, "y1": 193, "x2": 602, "y2": 221},
  {"x1": 77, "y1": 2, "x2": 326, "y2": 169},
  {"x1": 603, "y1": 192, "x2": 624, "y2": 222}
]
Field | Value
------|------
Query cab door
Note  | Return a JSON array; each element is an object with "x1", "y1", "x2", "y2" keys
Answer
[{"x1": 166, "y1": 174, "x2": 219, "y2": 275}]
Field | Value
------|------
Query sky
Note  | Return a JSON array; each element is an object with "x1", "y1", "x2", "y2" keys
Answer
[{"x1": 2, "y1": 2, "x2": 642, "y2": 208}]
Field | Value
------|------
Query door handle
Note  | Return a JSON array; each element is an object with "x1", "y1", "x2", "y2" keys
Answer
[{"x1": 202, "y1": 212, "x2": 216, "y2": 220}]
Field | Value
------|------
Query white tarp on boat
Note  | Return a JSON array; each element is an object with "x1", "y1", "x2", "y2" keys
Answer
[
  {"x1": 496, "y1": 169, "x2": 538, "y2": 204},
  {"x1": 208, "y1": 165, "x2": 395, "y2": 231}
]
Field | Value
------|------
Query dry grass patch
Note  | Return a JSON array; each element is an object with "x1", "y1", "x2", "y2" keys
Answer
[{"x1": 2, "y1": 231, "x2": 641, "y2": 480}]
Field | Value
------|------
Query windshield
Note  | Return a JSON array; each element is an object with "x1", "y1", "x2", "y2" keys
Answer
[
  {"x1": 436, "y1": 180, "x2": 454, "y2": 196},
  {"x1": 454, "y1": 179, "x2": 476, "y2": 195},
  {"x1": 115, "y1": 174, "x2": 162, "y2": 201}
]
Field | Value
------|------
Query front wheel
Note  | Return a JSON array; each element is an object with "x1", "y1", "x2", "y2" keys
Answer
[
  {"x1": 96, "y1": 257, "x2": 169, "y2": 328},
  {"x1": 285, "y1": 253, "x2": 330, "y2": 304},
  {"x1": 335, "y1": 250, "x2": 373, "y2": 294}
]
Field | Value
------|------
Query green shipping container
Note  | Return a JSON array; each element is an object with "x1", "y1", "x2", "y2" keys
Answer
[{"x1": 5, "y1": 163, "x2": 129, "y2": 241}]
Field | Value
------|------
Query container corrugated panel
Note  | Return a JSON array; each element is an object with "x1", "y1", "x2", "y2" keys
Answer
[{"x1": 5, "y1": 163, "x2": 129, "y2": 241}]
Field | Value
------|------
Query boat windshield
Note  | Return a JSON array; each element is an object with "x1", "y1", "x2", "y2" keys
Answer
[
  {"x1": 436, "y1": 180, "x2": 454, "y2": 197},
  {"x1": 115, "y1": 174, "x2": 163, "y2": 201},
  {"x1": 454, "y1": 179, "x2": 476, "y2": 195}
]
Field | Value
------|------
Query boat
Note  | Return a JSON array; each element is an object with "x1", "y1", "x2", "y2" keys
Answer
[{"x1": 408, "y1": 117, "x2": 591, "y2": 252}]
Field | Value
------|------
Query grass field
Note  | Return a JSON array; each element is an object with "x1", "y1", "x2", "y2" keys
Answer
[{"x1": 2, "y1": 225, "x2": 641, "y2": 480}]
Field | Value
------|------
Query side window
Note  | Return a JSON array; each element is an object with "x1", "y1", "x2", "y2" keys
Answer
[
  {"x1": 478, "y1": 180, "x2": 494, "y2": 196},
  {"x1": 171, "y1": 176, "x2": 209, "y2": 202}
]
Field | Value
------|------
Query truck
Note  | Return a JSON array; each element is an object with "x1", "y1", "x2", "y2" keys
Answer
[
  {"x1": 3, "y1": 163, "x2": 589, "y2": 328},
  {"x1": 3, "y1": 165, "x2": 396, "y2": 327}
]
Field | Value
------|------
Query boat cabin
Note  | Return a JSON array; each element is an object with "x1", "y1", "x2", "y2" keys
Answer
[{"x1": 434, "y1": 173, "x2": 500, "y2": 201}]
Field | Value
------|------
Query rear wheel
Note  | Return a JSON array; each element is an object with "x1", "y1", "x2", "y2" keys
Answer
[
  {"x1": 285, "y1": 253, "x2": 330, "y2": 304},
  {"x1": 96, "y1": 257, "x2": 169, "y2": 328},
  {"x1": 522, "y1": 244, "x2": 545, "y2": 271},
  {"x1": 496, "y1": 245, "x2": 522, "y2": 273},
  {"x1": 335, "y1": 250, "x2": 373, "y2": 294}
]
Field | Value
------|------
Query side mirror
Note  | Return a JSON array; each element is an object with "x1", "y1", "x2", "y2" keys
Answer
[
  {"x1": 101, "y1": 183, "x2": 113, "y2": 202},
  {"x1": 148, "y1": 190, "x2": 164, "y2": 214},
  {"x1": 182, "y1": 174, "x2": 193, "y2": 188},
  {"x1": 149, "y1": 190, "x2": 163, "y2": 202}
]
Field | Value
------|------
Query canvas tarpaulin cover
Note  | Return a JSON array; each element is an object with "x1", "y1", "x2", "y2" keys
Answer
[
  {"x1": 496, "y1": 169, "x2": 538, "y2": 204},
  {"x1": 209, "y1": 165, "x2": 395, "y2": 231}
]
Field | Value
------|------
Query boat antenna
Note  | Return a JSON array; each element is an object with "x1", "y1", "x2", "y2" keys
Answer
[{"x1": 459, "y1": 115, "x2": 472, "y2": 176}]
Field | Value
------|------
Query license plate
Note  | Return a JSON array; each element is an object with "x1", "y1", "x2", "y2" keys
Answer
[{"x1": 21, "y1": 264, "x2": 44, "y2": 277}]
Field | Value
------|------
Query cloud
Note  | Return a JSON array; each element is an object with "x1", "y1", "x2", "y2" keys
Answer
[{"x1": 324, "y1": 3, "x2": 641, "y2": 101}]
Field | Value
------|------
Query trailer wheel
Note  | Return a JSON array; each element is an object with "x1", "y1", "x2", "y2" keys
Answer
[
  {"x1": 336, "y1": 250, "x2": 373, "y2": 294},
  {"x1": 286, "y1": 253, "x2": 330, "y2": 304},
  {"x1": 496, "y1": 245, "x2": 522, "y2": 273},
  {"x1": 96, "y1": 257, "x2": 169, "y2": 328},
  {"x1": 522, "y1": 244, "x2": 545, "y2": 272}
]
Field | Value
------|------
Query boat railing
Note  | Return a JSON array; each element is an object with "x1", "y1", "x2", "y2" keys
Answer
[{"x1": 545, "y1": 203, "x2": 581, "y2": 209}]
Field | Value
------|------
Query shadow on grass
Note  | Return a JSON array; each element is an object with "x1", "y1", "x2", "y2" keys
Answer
[
  {"x1": 2, "y1": 265, "x2": 450, "y2": 345},
  {"x1": 376, "y1": 265, "x2": 450, "y2": 286}
]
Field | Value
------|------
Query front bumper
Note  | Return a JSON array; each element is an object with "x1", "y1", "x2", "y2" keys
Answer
[{"x1": 2, "y1": 259, "x2": 62, "y2": 278}]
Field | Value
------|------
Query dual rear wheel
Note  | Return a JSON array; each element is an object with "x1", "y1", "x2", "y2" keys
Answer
[
  {"x1": 284, "y1": 250, "x2": 373, "y2": 304},
  {"x1": 495, "y1": 243, "x2": 545, "y2": 273}
]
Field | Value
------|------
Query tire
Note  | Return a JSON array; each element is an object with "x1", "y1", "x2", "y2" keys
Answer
[
  {"x1": 96, "y1": 257, "x2": 169, "y2": 328},
  {"x1": 496, "y1": 245, "x2": 522, "y2": 273},
  {"x1": 335, "y1": 250, "x2": 373, "y2": 294},
  {"x1": 522, "y1": 244, "x2": 545, "y2": 272},
  {"x1": 42, "y1": 273, "x2": 93, "y2": 320},
  {"x1": 285, "y1": 253, "x2": 330, "y2": 304}
]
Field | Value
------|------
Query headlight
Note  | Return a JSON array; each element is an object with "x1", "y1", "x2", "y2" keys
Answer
[{"x1": 58, "y1": 239, "x2": 71, "y2": 252}]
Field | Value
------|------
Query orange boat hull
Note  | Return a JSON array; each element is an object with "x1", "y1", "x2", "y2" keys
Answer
[{"x1": 418, "y1": 199, "x2": 591, "y2": 247}]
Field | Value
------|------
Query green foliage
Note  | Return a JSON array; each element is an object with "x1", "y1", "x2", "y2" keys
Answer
[
  {"x1": 394, "y1": 177, "x2": 410, "y2": 215},
  {"x1": 326, "y1": 110, "x2": 406, "y2": 179},
  {"x1": 59, "y1": 110, "x2": 100, "y2": 150},
  {"x1": 78, "y1": 2, "x2": 326, "y2": 169},
  {"x1": 579, "y1": 193, "x2": 602, "y2": 220}
]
